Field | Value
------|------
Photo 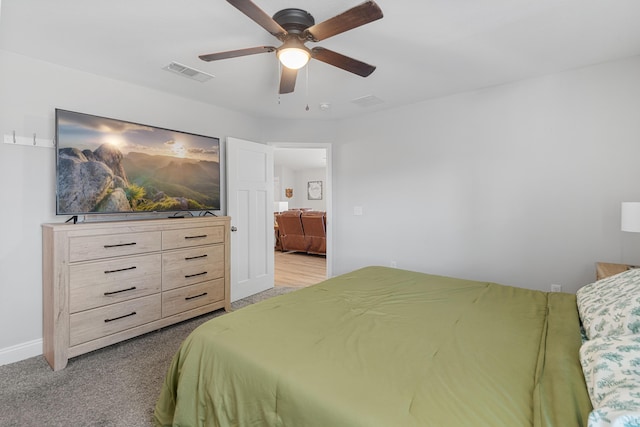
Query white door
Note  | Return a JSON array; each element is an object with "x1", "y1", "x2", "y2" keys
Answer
[{"x1": 226, "y1": 137, "x2": 274, "y2": 301}]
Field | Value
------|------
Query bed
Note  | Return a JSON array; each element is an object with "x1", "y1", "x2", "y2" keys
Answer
[{"x1": 154, "y1": 265, "x2": 635, "y2": 426}]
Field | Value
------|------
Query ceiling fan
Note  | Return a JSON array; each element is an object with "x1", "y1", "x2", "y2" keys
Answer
[{"x1": 199, "y1": 0, "x2": 383, "y2": 94}]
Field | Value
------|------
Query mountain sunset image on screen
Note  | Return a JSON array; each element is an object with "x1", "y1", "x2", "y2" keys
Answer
[{"x1": 55, "y1": 109, "x2": 221, "y2": 215}]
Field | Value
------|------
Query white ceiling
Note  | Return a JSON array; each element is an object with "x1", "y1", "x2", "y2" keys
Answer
[{"x1": 2, "y1": 0, "x2": 640, "y2": 121}]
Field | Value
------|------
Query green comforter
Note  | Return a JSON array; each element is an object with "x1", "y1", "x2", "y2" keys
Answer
[{"x1": 155, "y1": 266, "x2": 592, "y2": 426}]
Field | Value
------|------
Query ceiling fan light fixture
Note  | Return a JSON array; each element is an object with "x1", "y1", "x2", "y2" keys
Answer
[
  {"x1": 277, "y1": 46, "x2": 310, "y2": 70},
  {"x1": 200, "y1": 0, "x2": 384, "y2": 93}
]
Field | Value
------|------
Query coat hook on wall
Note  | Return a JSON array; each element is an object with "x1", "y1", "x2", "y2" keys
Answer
[{"x1": 4, "y1": 131, "x2": 55, "y2": 148}]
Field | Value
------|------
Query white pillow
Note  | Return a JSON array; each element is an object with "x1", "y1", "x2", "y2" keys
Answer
[
  {"x1": 577, "y1": 268, "x2": 640, "y2": 340},
  {"x1": 580, "y1": 334, "x2": 640, "y2": 427}
]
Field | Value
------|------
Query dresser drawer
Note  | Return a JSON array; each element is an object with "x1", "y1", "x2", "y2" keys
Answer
[
  {"x1": 162, "y1": 279, "x2": 225, "y2": 318},
  {"x1": 69, "y1": 254, "x2": 161, "y2": 313},
  {"x1": 162, "y1": 245, "x2": 224, "y2": 290},
  {"x1": 162, "y1": 226, "x2": 224, "y2": 250},
  {"x1": 69, "y1": 294, "x2": 161, "y2": 347},
  {"x1": 69, "y1": 231, "x2": 161, "y2": 262}
]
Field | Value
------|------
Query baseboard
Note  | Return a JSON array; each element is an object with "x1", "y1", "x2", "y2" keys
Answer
[{"x1": 0, "y1": 339, "x2": 42, "y2": 367}]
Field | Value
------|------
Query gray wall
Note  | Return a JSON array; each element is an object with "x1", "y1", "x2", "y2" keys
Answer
[{"x1": 332, "y1": 55, "x2": 640, "y2": 293}]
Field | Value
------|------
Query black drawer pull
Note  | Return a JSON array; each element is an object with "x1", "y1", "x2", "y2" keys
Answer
[
  {"x1": 185, "y1": 254, "x2": 208, "y2": 261},
  {"x1": 185, "y1": 271, "x2": 207, "y2": 278},
  {"x1": 104, "y1": 266, "x2": 137, "y2": 274},
  {"x1": 185, "y1": 292, "x2": 208, "y2": 301},
  {"x1": 185, "y1": 234, "x2": 207, "y2": 240},
  {"x1": 104, "y1": 312, "x2": 136, "y2": 323},
  {"x1": 104, "y1": 242, "x2": 137, "y2": 248},
  {"x1": 104, "y1": 286, "x2": 137, "y2": 296}
]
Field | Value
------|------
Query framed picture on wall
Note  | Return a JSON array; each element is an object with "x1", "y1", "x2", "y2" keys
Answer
[{"x1": 307, "y1": 181, "x2": 323, "y2": 200}]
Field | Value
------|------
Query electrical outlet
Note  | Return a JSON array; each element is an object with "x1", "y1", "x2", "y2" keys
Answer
[{"x1": 550, "y1": 284, "x2": 562, "y2": 292}]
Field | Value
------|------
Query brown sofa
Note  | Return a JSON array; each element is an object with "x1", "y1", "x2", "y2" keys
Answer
[{"x1": 275, "y1": 210, "x2": 326, "y2": 255}]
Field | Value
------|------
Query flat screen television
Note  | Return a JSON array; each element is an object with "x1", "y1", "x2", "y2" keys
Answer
[{"x1": 55, "y1": 109, "x2": 220, "y2": 216}]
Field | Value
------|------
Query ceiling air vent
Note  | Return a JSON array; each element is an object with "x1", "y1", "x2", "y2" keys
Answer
[
  {"x1": 351, "y1": 94, "x2": 384, "y2": 107},
  {"x1": 163, "y1": 62, "x2": 214, "y2": 82}
]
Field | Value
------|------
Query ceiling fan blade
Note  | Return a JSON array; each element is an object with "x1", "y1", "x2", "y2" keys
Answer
[
  {"x1": 199, "y1": 46, "x2": 276, "y2": 62},
  {"x1": 279, "y1": 67, "x2": 298, "y2": 94},
  {"x1": 304, "y1": 1, "x2": 383, "y2": 42},
  {"x1": 311, "y1": 47, "x2": 376, "y2": 77},
  {"x1": 226, "y1": 0, "x2": 287, "y2": 38}
]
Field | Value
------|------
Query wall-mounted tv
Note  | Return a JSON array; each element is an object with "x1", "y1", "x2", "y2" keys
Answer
[{"x1": 55, "y1": 109, "x2": 220, "y2": 216}]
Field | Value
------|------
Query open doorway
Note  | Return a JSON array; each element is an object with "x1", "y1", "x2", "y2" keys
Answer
[{"x1": 271, "y1": 143, "x2": 331, "y2": 288}]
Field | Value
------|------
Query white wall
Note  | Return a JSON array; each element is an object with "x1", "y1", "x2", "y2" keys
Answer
[
  {"x1": 274, "y1": 164, "x2": 296, "y2": 204},
  {"x1": 274, "y1": 165, "x2": 326, "y2": 211},
  {"x1": 0, "y1": 49, "x2": 267, "y2": 364},
  {"x1": 333, "y1": 55, "x2": 640, "y2": 293},
  {"x1": 292, "y1": 168, "x2": 327, "y2": 211}
]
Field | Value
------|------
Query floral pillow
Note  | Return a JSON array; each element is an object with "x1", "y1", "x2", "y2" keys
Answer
[
  {"x1": 577, "y1": 268, "x2": 640, "y2": 340},
  {"x1": 580, "y1": 334, "x2": 640, "y2": 427}
]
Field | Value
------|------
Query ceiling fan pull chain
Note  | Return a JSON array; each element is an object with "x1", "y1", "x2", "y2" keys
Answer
[
  {"x1": 305, "y1": 62, "x2": 310, "y2": 111},
  {"x1": 278, "y1": 61, "x2": 282, "y2": 104}
]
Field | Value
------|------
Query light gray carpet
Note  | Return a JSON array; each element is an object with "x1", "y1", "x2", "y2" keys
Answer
[{"x1": 0, "y1": 286, "x2": 297, "y2": 427}]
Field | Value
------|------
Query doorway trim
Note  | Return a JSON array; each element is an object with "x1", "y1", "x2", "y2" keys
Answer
[{"x1": 269, "y1": 141, "x2": 332, "y2": 279}]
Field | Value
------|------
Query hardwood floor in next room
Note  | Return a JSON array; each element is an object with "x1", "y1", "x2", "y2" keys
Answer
[{"x1": 274, "y1": 251, "x2": 326, "y2": 288}]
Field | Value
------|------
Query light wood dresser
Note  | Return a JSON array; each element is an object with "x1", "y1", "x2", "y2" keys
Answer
[{"x1": 42, "y1": 216, "x2": 230, "y2": 370}]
